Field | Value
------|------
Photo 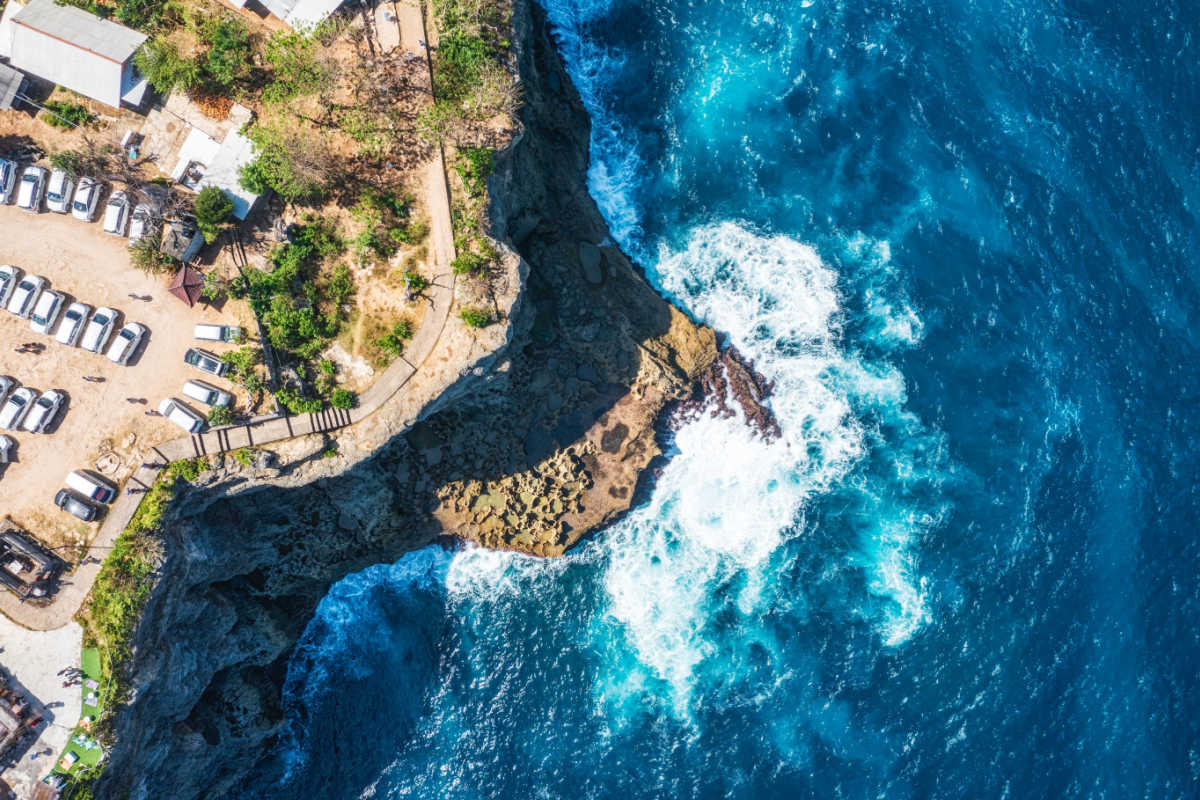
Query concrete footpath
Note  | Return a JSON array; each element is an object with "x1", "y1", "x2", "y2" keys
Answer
[{"x1": 0, "y1": 0, "x2": 458, "y2": 632}]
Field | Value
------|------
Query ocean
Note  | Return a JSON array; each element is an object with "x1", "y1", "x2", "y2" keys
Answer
[{"x1": 242, "y1": 0, "x2": 1200, "y2": 796}]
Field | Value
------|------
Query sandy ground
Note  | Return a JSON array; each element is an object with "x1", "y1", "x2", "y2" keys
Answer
[
  {"x1": 0, "y1": 203, "x2": 250, "y2": 550},
  {"x1": 0, "y1": 616, "x2": 81, "y2": 798}
]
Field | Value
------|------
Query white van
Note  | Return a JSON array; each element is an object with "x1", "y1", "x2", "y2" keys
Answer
[
  {"x1": 65, "y1": 469, "x2": 117, "y2": 504},
  {"x1": 158, "y1": 398, "x2": 206, "y2": 433},
  {"x1": 182, "y1": 379, "x2": 232, "y2": 407}
]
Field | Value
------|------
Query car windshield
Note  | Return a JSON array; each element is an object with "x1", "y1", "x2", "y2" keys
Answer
[
  {"x1": 120, "y1": 328, "x2": 135, "y2": 340},
  {"x1": 22, "y1": 174, "x2": 35, "y2": 184},
  {"x1": 73, "y1": 199, "x2": 88, "y2": 211},
  {"x1": 67, "y1": 309, "x2": 82, "y2": 320},
  {"x1": 48, "y1": 190, "x2": 63, "y2": 201},
  {"x1": 18, "y1": 280, "x2": 33, "y2": 291},
  {"x1": 10, "y1": 395, "x2": 26, "y2": 407},
  {"x1": 93, "y1": 313, "x2": 110, "y2": 326}
]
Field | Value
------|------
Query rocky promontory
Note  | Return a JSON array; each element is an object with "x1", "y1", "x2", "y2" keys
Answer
[{"x1": 93, "y1": 1, "x2": 721, "y2": 797}]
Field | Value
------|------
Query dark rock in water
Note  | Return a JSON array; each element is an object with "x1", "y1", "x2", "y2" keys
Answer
[{"x1": 674, "y1": 347, "x2": 781, "y2": 441}]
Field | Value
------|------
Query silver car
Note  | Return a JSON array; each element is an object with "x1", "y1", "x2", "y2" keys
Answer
[
  {"x1": 72, "y1": 177, "x2": 102, "y2": 221},
  {"x1": 0, "y1": 265, "x2": 19, "y2": 308},
  {"x1": 106, "y1": 322, "x2": 145, "y2": 365},
  {"x1": 158, "y1": 398, "x2": 206, "y2": 433},
  {"x1": 0, "y1": 159, "x2": 16, "y2": 204},
  {"x1": 128, "y1": 203, "x2": 156, "y2": 243},
  {"x1": 0, "y1": 376, "x2": 13, "y2": 404},
  {"x1": 21, "y1": 389, "x2": 64, "y2": 433},
  {"x1": 0, "y1": 387, "x2": 36, "y2": 430},
  {"x1": 103, "y1": 191, "x2": 130, "y2": 236},
  {"x1": 56, "y1": 301, "x2": 91, "y2": 346},
  {"x1": 183, "y1": 348, "x2": 227, "y2": 377},
  {"x1": 29, "y1": 290, "x2": 64, "y2": 335},
  {"x1": 0, "y1": 434, "x2": 13, "y2": 464},
  {"x1": 16, "y1": 166, "x2": 46, "y2": 212},
  {"x1": 81, "y1": 307, "x2": 117, "y2": 353},
  {"x1": 182, "y1": 379, "x2": 232, "y2": 407},
  {"x1": 45, "y1": 168, "x2": 74, "y2": 214},
  {"x1": 6, "y1": 274, "x2": 45, "y2": 317}
]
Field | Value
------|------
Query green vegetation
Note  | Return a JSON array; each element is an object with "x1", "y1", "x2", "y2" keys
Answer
[
  {"x1": 459, "y1": 307, "x2": 491, "y2": 328},
  {"x1": 330, "y1": 388, "x2": 356, "y2": 410},
  {"x1": 116, "y1": 0, "x2": 166, "y2": 30},
  {"x1": 130, "y1": 230, "x2": 174, "y2": 274},
  {"x1": 350, "y1": 188, "x2": 425, "y2": 261},
  {"x1": 207, "y1": 405, "x2": 234, "y2": 427},
  {"x1": 423, "y1": 0, "x2": 516, "y2": 140},
  {"x1": 41, "y1": 100, "x2": 92, "y2": 129},
  {"x1": 241, "y1": 123, "x2": 331, "y2": 202},
  {"x1": 220, "y1": 346, "x2": 266, "y2": 400},
  {"x1": 374, "y1": 318, "x2": 414, "y2": 360},
  {"x1": 77, "y1": 460, "x2": 209, "y2": 711},
  {"x1": 134, "y1": 15, "x2": 253, "y2": 96},
  {"x1": 49, "y1": 150, "x2": 84, "y2": 178},
  {"x1": 263, "y1": 30, "x2": 330, "y2": 105},
  {"x1": 404, "y1": 271, "x2": 428, "y2": 292},
  {"x1": 231, "y1": 447, "x2": 259, "y2": 466},
  {"x1": 194, "y1": 186, "x2": 235, "y2": 244},
  {"x1": 455, "y1": 146, "x2": 494, "y2": 196}
]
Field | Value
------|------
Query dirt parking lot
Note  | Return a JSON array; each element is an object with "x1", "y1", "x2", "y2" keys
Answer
[{"x1": 0, "y1": 202, "x2": 251, "y2": 550}]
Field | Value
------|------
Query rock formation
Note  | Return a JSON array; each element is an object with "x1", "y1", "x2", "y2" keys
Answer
[{"x1": 93, "y1": 1, "x2": 724, "y2": 797}]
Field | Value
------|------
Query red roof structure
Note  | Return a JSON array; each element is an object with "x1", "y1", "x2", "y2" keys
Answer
[{"x1": 168, "y1": 265, "x2": 205, "y2": 306}]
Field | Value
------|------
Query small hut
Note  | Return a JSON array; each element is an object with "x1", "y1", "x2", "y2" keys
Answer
[{"x1": 168, "y1": 265, "x2": 205, "y2": 307}]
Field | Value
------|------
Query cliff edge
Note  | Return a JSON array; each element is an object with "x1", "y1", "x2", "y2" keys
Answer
[{"x1": 93, "y1": 1, "x2": 717, "y2": 797}]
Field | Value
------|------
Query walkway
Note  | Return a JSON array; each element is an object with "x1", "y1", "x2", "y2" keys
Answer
[{"x1": 0, "y1": 0, "x2": 457, "y2": 632}]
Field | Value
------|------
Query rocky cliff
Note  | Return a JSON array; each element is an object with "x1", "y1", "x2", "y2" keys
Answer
[{"x1": 93, "y1": 2, "x2": 717, "y2": 797}]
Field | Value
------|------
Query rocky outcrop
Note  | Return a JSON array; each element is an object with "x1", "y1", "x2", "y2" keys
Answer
[{"x1": 93, "y1": 1, "x2": 718, "y2": 798}]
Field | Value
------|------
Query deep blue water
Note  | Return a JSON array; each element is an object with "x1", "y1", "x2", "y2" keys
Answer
[{"x1": 245, "y1": 0, "x2": 1200, "y2": 797}]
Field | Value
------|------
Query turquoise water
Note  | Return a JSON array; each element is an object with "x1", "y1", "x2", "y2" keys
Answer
[{"x1": 243, "y1": 0, "x2": 1200, "y2": 796}]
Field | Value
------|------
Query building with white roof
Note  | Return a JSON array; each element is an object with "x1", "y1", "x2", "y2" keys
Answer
[
  {"x1": 225, "y1": 0, "x2": 344, "y2": 31},
  {"x1": 171, "y1": 127, "x2": 261, "y2": 220},
  {"x1": 0, "y1": 0, "x2": 148, "y2": 109}
]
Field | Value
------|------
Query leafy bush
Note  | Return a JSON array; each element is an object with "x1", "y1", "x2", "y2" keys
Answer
[
  {"x1": 201, "y1": 17, "x2": 253, "y2": 90},
  {"x1": 330, "y1": 388, "x2": 356, "y2": 410},
  {"x1": 130, "y1": 232, "x2": 174, "y2": 274},
  {"x1": 207, "y1": 406, "x2": 234, "y2": 427},
  {"x1": 116, "y1": 0, "x2": 165, "y2": 30},
  {"x1": 41, "y1": 101, "x2": 92, "y2": 129},
  {"x1": 49, "y1": 150, "x2": 84, "y2": 178},
  {"x1": 241, "y1": 124, "x2": 328, "y2": 201},
  {"x1": 135, "y1": 39, "x2": 200, "y2": 95},
  {"x1": 276, "y1": 386, "x2": 323, "y2": 414},
  {"x1": 194, "y1": 186, "x2": 234, "y2": 243},
  {"x1": 264, "y1": 31, "x2": 329, "y2": 105},
  {"x1": 404, "y1": 271, "x2": 428, "y2": 292},
  {"x1": 459, "y1": 308, "x2": 490, "y2": 328},
  {"x1": 456, "y1": 147, "x2": 493, "y2": 196},
  {"x1": 374, "y1": 318, "x2": 414, "y2": 360}
]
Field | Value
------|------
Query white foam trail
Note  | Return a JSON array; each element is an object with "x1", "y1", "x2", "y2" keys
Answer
[{"x1": 583, "y1": 223, "x2": 940, "y2": 718}]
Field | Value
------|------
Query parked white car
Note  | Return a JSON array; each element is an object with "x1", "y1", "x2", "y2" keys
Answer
[
  {"x1": 194, "y1": 324, "x2": 244, "y2": 342},
  {"x1": 6, "y1": 274, "x2": 45, "y2": 317},
  {"x1": 158, "y1": 398, "x2": 206, "y2": 433},
  {"x1": 29, "y1": 290, "x2": 64, "y2": 335},
  {"x1": 80, "y1": 307, "x2": 117, "y2": 353},
  {"x1": 56, "y1": 301, "x2": 91, "y2": 346},
  {"x1": 0, "y1": 159, "x2": 17, "y2": 205},
  {"x1": 182, "y1": 379, "x2": 232, "y2": 408},
  {"x1": 128, "y1": 203, "x2": 156, "y2": 243},
  {"x1": 16, "y1": 166, "x2": 46, "y2": 212},
  {"x1": 21, "y1": 389, "x2": 64, "y2": 433},
  {"x1": 0, "y1": 265, "x2": 19, "y2": 308},
  {"x1": 0, "y1": 387, "x2": 36, "y2": 430},
  {"x1": 65, "y1": 470, "x2": 117, "y2": 504},
  {"x1": 0, "y1": 434, "x2": 13, "y2": 464},
  {"x1": 103, "y1": 190, "x2": 130, "y2": 236},
  {"x1": 0, "y1": 376, "x2": 13, "y2": 404},
  {"x1": 72, "y1": 177, "x2": 102, "y2": 221},
  {"x1": 106, "y1": 322, "x2": 145, "y2": 365},
  {"x1": 45, "y1": 169, "x2": 74, "y2": 214}
]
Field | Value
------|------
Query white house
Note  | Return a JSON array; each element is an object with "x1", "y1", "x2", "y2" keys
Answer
[
  {"x1": 225, "y1": 0, "x2": 344, "y2": 31},
  {"x1": 0, "y1": 0, "x2": 148, "y2": 109},
  {"x1": 170, "y1": 127, "x2": 261, "y2": 220}
]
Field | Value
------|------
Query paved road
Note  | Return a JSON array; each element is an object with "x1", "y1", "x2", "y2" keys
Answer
[{"x1": 0, "y1": 1, "x2": 458, "y2": 632}]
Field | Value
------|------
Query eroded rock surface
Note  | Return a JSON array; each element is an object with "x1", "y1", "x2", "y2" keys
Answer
[{"x1": 94, "y1": 1, "x2": 719, "y2": 798}]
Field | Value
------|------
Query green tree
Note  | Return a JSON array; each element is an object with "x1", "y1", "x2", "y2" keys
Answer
[
  {"x1": 203, "y1": 17, "x2": 252, "y2": 90},
  {"x1": 135, "y1": 39, "x2": 200, "y2": 95},
  {"x1": 194, "y1": 186, "x2": 235, "y2": 243},
  {"x1": 459, "y1": 308, "x2": 490, "y2": 328},
  {"x1": 207, "y1": 406, "x2": 234, "y2": 427},
  {"x1": 329, "y1": 389, "x2": 356, "y2": 410},
  {"x1": 263, "y1": 31, "x2": 329, "y2": 105}
]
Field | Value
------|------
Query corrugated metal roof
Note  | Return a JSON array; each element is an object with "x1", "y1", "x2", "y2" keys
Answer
[
  {"x1": 0, "y1": 63, "x2": 22, "y2": 111},
  {"x1": 12, "y1": 0, "x2": 146, "y2": 64}
]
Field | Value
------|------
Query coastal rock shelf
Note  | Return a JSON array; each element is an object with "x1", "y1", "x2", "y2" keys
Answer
[{"x1": 93, "y1": 1, "x2": 719, "y2": 798}]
